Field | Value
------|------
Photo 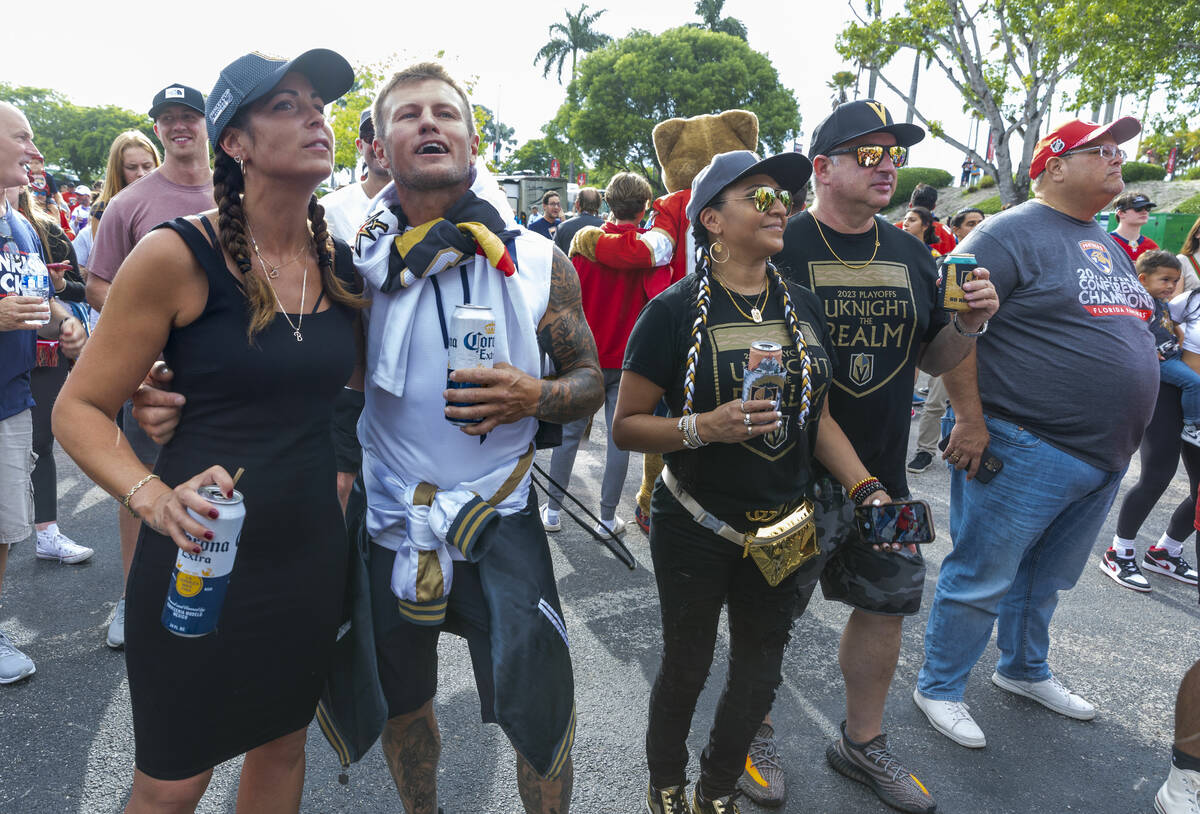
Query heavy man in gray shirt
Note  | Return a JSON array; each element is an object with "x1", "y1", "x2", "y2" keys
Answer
[{"x1": 913, "y1": 117, "x2": 1158, "y2": 749}]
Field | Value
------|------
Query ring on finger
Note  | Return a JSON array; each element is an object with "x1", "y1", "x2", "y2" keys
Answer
[
  {"x1": 740, "y1": 400, "x2": 748, "y2": 414},
  {"x1": 747, "y1": 424, "x2": 753, "y2": 435},
  {"x1": 950, "y1": 453, "x2": 961, "y2": 462},
  {"x1": 743, "y1": 414, "x2": 753, "y2": 426}
]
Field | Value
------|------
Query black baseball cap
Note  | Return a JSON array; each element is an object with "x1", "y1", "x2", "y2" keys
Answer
[
  {"x1": 148, "y1": 84, "x2": 205, "y2": 119},
  {"x1": 206, "y1": 48, "x2": 355, "y2": 149},
  {"x1": 686, "y1": 150, "x2": 813, "y2": 224},
  {"x1": 359, "y1": 108, "x2": 373, "y2": 137},
  {"x1": 809, "y1": 99, "x2": 925, "y2": 159},
  {"x1": 1116, "y1": 192, "x2": 1156, "y2": 211}
]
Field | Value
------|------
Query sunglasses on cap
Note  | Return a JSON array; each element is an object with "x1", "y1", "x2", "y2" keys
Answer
[
  {"x1": 826, "y1": 144, "x2": 909, "y2": 168},
  {"x1": 712, "y1": 186, "x2": 794, "y2": 215}
]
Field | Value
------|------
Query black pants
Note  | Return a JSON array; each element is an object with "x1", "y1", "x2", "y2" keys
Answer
[
  {"x1": 645, "y1": 481, "x2": 799, "y2": 799},
  {"x1": 1116, "y1": 383, "x2": 1200, "y2": 546},
  {"x1": 30, "y1": 364, "x2": 68, "y2": 524}
]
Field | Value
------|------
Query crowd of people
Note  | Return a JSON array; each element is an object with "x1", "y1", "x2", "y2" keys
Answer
[{"x1": 2, "y1": 50, "x2": 1199, "y2": 814}]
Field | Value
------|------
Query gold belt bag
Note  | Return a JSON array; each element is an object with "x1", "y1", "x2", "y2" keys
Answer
[{"x1": 743, "y1": 501, "x2": 819, "y2": 587}]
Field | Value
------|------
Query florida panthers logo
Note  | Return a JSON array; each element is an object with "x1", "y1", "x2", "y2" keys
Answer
[
  {"x1": 355, "y1": 211, "x2": 391, "y2": 256},
  {"x1": 1078, "y1": 240, "x2": 1113, "y2": 275}
]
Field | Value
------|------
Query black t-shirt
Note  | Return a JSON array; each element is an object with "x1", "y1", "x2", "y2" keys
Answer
[
  {"x1": 623, "y1": 272, "x2": 836, "y2": 532},
  {"x1": 1151, "y1": 299, "x2": 1180, "y2": 357},
  {"x1": 773, "y1": 211, "x2": 946, "y2": 497}
]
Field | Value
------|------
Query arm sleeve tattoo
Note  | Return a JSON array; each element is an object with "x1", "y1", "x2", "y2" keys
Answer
[{"x1": 535, "y1": 248, "x2": 604, "y2": 424}]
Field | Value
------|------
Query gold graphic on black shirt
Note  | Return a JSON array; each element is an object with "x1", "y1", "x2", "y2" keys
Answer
[
  {"x1": 708, "y1": 318, "x2": 831, "y2": 463},
  {"x1": 808, "y1": 260, "x2": 918, "y2": 398}
]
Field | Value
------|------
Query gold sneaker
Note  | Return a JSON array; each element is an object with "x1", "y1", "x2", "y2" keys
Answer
[{"x1": 646, "y1": 782, "x2": 689, "y2": 814}]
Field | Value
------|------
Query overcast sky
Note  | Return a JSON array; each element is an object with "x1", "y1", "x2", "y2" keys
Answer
[{"x1": 0, "y1": 0, "x2": 1169, "y2": 179}]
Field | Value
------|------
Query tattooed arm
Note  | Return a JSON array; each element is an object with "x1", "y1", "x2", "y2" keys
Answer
[{"x1": 443, "y1": 247, "x2": 603, "y2": 435}]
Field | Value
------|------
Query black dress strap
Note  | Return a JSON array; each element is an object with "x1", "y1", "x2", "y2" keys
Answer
[{"x1": 155, "y1": 217, "x2": 241, "y2": 308}]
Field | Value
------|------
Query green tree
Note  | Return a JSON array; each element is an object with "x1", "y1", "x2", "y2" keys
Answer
[
  {"x1": 328, "y1": 66, "x2": 387, "y2": 173},
  {"x1": 690, "y1": 0, "x2": 747, "y2": 40},
  {"x1": 827, "y1": 70, "x2": 857, "y2": 109},
  {"x1": 2, "y1": 84, "x2": 153, "y2": 182},
  {"x1": 1140, "y1": 126, "x2": 1200, "y2": 177},
  {"x1": 534, "y1": 4, "x2": 612, "y2": 85},
  {"x1": 474, "y1": 105, "x2": 516, "y2": 153},
  {"x1": 837, "y1": 0, "x2": 1200, "y2": 206},
  {"x1": 559, "y1": 26, "x2": 800, "y2": 193}
]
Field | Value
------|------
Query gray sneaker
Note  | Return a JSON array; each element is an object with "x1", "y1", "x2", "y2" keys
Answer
[
  {"x1": 0, "y1": 630, "x2": 35, "y2": 684},
  {"x1": 106, "y1": 598, "x2": 126, "y2": 649},
  {"x1": 826, "y1": 722, "x2": 936, "y2": 813},
  {"x1": 736, "y1": 723, "x2": 786, "y2": 806}
]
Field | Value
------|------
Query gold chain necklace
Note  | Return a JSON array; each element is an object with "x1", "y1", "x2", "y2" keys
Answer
[
  {"x1": 714, "y1": 272, "x2": 768, "y2": 323},
  {"x1": 261, "y1": 253, "x2": 308, "y2": 342},
  {"x1": 246, "y1": 220, "x2": 310, "y2": 280},
  {"x1": 813, "y1": 216, "x2": 880, "y2": 270}
]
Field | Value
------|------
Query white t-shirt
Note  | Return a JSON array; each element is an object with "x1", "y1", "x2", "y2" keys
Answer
[
  {"x1": 1178, "y1": 254, "x2": 1200, "y2": 294},
  {"x1": 1169, "y1": 290, "x2": 1200, "y2": 353},
  {"x1": 320, "y1": 183, "x2": 373, "y2": 245}
]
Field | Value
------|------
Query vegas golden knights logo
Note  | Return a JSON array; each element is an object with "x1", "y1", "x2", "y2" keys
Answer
[
  {"x1": 849, "y1": 353, "x2": 874, "y2": 387},
  {"x1": 865, "y1": 101, "x2": 888, "y2": 123}
]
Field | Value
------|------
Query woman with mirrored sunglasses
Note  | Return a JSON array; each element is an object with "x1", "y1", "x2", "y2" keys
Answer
[{"x1": 615, "y1": 151, "x2": 891, "y2": 813}]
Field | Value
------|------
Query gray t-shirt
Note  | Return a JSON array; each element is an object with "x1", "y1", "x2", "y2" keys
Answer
[{"x1": 958, "y1": 200, "x2": 1158, "y2": 471}]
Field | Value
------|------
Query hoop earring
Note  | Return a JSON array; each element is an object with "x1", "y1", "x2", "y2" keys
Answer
[
  {"x1": 234, "y1": 155, "x2": 246, "y2": 175},
  {"x1": 710, "y1": 241, "x2": 730, "y2": 264}
]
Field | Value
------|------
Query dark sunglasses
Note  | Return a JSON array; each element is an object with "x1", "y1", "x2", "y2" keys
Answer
[
  {"x1": 713, "y1": 186, "x2": 794, "y2": 214},
  {"x1": 827, "y1": 144, "x2": 909, "y2": 168},
  {"x1": 1129, "y1": 205, "x2": 1153, "y2": 213}
]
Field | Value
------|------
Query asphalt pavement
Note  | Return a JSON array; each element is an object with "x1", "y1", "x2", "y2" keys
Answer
[{"x1": 1, "y1": 395, "x2": 1195, "y2": 813}]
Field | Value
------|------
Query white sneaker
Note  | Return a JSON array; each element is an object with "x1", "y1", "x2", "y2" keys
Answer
[
  {"x1": 1183, "y1": 424, "x2": 1200, "y2": 449},
  {"x1": 912, "y1": 688, "x2": 986, "y2": 748},
  {"x1": 35, "y1": 525, "x2": 94, "y2": 564},
  {"x1": 106, "y1": 598, "x2": 126, "y2": 650},
  {"x1": 540, "y1": 504, "x2": 561, "y2": 533},
  {"x1": 990, "y1": 671, "x2": 1096, "y2": 720},
  {"x1": 1156, "y1": 765, "x2": 1200, "y2": 814},
  {"x1": 0, "y1": 630, "x2": 35, "y2": 684},
  {"x1": 594, "y1": 517, "x2": 626, "y2": 538}
]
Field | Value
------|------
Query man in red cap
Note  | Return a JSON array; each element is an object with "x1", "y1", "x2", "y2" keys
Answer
[{"x1": 916, "y1": 117, "x2": 1158, "y2": 749}]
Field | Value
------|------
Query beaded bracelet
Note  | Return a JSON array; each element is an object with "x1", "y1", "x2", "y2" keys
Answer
[
  {"x1": 677, "y1": 413, "x2": 708, "y2": 449},
  {"x1": 120, "y1": 473, "x2": 160, "y2": 518},
  {"x1": 849, "y1": 477, "x2": 885, "y2": 505}
]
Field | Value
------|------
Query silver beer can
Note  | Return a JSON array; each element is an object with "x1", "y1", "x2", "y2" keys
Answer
[{"x1": 446, "y1": 304, "x2": 497, "y2": 424}]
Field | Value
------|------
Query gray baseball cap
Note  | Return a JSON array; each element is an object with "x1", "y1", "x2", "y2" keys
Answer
[
  {"x1": 685, "y1": 150, "x2": 813, "y2": 224},
  {"x1": 205, "y1": 49, "x2": 354, "y2": 150}
]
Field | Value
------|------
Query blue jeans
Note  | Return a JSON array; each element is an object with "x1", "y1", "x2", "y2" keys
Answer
[
  {"x1": 916, "y1": 412, "x2": 1125, "y2": 701},
  {"x1": 1159, "y1": 357, "x2": 1200, "y2": 425}
]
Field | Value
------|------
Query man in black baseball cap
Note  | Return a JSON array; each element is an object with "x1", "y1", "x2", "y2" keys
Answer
[
  {"x1": 736, "y1": 99, "x2": 997, "y2": 812},
  {"x1": 147, "y1": 84, "x2": 205, "y2": 119},
  {"x1": 1111, "y1": 191, "x2": 1160, "y2": 263}
]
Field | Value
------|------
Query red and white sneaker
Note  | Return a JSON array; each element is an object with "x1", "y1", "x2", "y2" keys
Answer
[
  {"x1": 1098, "y1": 548, "x2": 1151, "y2": 592},
  {"x1": 1143, "y1": 547, "x2": 1199, "y2": 585}
]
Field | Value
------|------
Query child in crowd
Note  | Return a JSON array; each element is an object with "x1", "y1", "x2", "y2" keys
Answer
[{"x1": 1158, "y1": 250, "x2": 1200, "y2": 447}]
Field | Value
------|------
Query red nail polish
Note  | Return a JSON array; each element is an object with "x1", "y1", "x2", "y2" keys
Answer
[
  {"x1": 204, "y1": 531, "x2": 214, "y2": 540},
  {"x1": 192, "y1": 545, "x2": 203, "y2": 554},
  {"x1": 225, "y1": 490, "x2": 233, "y2": 499},
  {"x1": 208, "y1": 509, "x2": 219, "y2": 519}
]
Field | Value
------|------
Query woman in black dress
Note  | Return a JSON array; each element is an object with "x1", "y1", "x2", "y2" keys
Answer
[
  {"x1": 54, "y1": 50, "x2": 361, "y2": 813},
  {"x1": 614, "y1": 151, "x2": 891, "y2": 813}
]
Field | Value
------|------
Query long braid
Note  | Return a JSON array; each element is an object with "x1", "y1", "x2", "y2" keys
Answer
[
  {"x1": 767, "y1": 261, "x2": 812, "y2": 428},
  {"x1": 307, "y1": 194, "x2": 365, "y2": 310},
  {"x1": 214, "y1": 151, "x2": 277, "y2": 341},
  {"x1": 683, "y1": 247, "x2": 713, "y2": 416}
]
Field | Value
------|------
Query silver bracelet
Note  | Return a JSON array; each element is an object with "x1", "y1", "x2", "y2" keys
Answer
[{"x1": 952, "y1": 313, "x2": 988, "y2": 337}]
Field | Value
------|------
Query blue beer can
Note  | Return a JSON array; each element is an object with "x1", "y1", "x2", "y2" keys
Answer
[{"x1": 161, "y1": 486, "x2": 246, "y2": 637}]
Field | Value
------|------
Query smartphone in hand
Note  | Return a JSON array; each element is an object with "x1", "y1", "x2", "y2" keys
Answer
[{"x1": 854, "y1": 500, "x2": 936, "y2": 546}]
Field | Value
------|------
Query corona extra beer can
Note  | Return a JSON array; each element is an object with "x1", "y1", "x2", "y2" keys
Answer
[
  {"x1": 161, "y1": 486, "x2": 245, "y2": 637},
  {"x1": 743, "y1": 340, "x2": 786, "y2": 403},
  {"x1": 446, "y1": 304, "x2": 497, "y2": 424},
  {"x1": 939, "y1": 252, "x2": 978, "y2": 312}
]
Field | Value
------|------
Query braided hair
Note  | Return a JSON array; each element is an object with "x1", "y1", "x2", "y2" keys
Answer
[
  {"x1": 686, "y1": 220, "x2": 813, "y2": 429},
  {"x1": 213, "y1": 119, "x2": 363, "y2": 342}
]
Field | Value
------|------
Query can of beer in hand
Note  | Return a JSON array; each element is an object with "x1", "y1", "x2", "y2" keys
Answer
[
  {"x1": 743, "y1": 340, "x2": 786, "y2": 403},
  {"x1": 939, "y1": 252, "x2": 978, "y2": 312},
  {"x1": 446, "y1": 304, "x2": 497, "y2": 424},
  {"x1": 161, "y1": 486, "x2": 246, "y2": 637}
]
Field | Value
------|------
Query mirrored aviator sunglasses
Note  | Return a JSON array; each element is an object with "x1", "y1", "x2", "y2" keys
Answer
[
  {"x1": 829, "y1": 144, "x2": 909, "y2": 168},
  {"x1": 718, "y1": 186, "x2": 795, "y2": 214}
]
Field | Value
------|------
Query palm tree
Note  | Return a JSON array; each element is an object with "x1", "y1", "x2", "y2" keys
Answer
[
  {"x1": 827, "y1": 71, "x2": 857, "y2": 109},
  {"x1": 534, "y1": 4, "x2": 612, "y2": 85},
  {"x1": 692, "y1": 0, "x2": 748, "y2": 40}
]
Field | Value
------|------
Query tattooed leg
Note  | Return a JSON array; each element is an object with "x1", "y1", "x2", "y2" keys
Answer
[
  {"x1": 516, "y1": 753, "x2": 573, "y2": 814},
  {"x1": 382, "y1": 700, "x2": 441, "y2": 814}
]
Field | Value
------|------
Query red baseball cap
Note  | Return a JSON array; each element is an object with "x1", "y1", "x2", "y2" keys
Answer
[{"x1": 1028, "y1": 116, "x2": 1141, "y2": 179}]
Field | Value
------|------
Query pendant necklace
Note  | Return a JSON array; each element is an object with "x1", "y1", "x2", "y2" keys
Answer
[
  {"x1": 715, "y1": 272, "x2": 768, "y2": 323},
  {"x1": 262, "y1": 253, "x2": 308, "y2": 342},
  {"x1": 246, "y1": 221, "x2": 310, "y2": 279}
]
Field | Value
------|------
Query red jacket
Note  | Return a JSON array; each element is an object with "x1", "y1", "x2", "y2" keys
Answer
[
  {"x1": 894, "y1": 219, "x2": 956, "y2": 256},
  {"x1": 574, "y1": 222, "x2": 670, "y2": 368}
]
